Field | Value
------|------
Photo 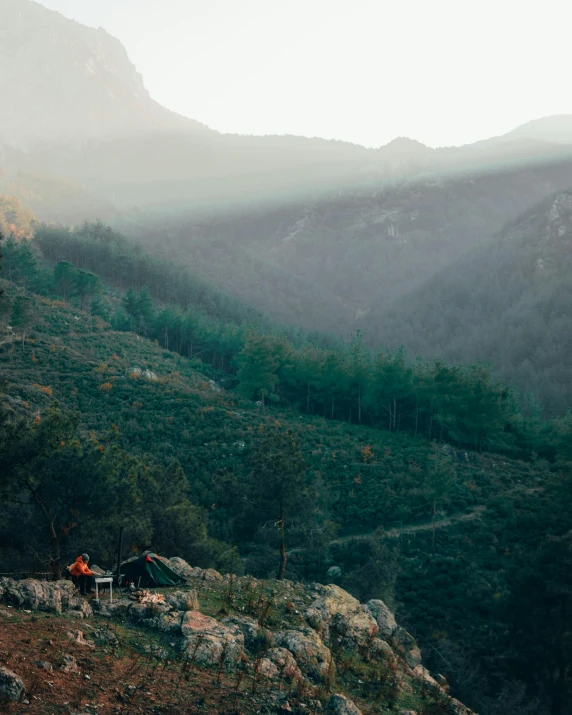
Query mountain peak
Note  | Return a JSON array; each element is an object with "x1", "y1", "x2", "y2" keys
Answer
[{"x1": 0, "y1": 0, "x2": 210, "y2": 145}]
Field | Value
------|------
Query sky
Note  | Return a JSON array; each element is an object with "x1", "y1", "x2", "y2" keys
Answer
[{"x1": 36, "y1": 0, "x2": 572, "y2": 148}]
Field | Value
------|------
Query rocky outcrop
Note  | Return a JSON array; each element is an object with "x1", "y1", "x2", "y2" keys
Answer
[
  {"x1": 221, "y1": 615, "x2": 269, "y2": 653},
  {"x1": 391, "y1": 626, "x2": 422, "y2": 669},
  {"x1": 366, "y1": 599, "x2": 397, "y2": 639},
  {"x1": 127, "y1": 602, "x2": 184, "y2": 633},
  {"x1": 264, "y1": 647, "x2": 304, "y2": 682},
  {"x1": 165, "y1": 557, "x2": 223, "y2": 582},
  {"x1": 164, "y1": 589, "x2": 199, "y2": 612},
  {"x1": 273, "y1": 627, "x2": 333, "y2": 682},
  {"x1": 328, "y1": 693, "x2": 362, "y2": 714},
  {"x1": 0, "y1": 665, "x2": 25, "y2": 703},
  {"x1": 181, "y1": 611, "x2": 244, "y2": 667},
  {"x1": 0, "y1": 577, "x2": 92, "y2": 617},
  {"x1": 306, "y1": 584, "x2": 378, "y2": 649}
]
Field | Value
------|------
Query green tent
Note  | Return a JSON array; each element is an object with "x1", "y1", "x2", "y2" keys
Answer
[{"x1": 120, "y1": 552, "x2": 185, "y2": 588}]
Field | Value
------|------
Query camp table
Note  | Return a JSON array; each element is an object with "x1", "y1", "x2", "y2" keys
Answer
[{"x1": 94, "y1": 576, "x2": 113, "y2": 603}]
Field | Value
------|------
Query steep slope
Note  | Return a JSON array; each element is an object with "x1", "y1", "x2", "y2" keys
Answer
[
  {"x1": 129, "y1": 156, "x2": 572, "y2": 342},
  {"x1": 367, "y1": 190, "x2": 572, "y2": 415},
  {"x1": 0, "y1": 0, "x2": 208, "y2": 144}
]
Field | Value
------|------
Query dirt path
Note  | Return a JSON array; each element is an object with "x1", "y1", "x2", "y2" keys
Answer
[{"x1": 331, "y1": 505, "x2": 486, "y2": 544}]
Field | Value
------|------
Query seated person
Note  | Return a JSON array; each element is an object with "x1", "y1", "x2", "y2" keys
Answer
[{"x1": 69, "y1": 553, "x2": 95, "y2": 595}]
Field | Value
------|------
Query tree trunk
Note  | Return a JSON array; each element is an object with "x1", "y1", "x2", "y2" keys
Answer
[
  {"x1": 432, "y1": 498, "x2": 437, "y2": 549},
  {"x1": 276, "y1": 498, "x2": 287, "y2": 580}
]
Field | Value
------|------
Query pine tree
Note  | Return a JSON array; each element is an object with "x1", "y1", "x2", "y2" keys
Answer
[
  {"x1": 122, "y1": 287, "x2": 139, "y2": 331},
  {"x1": 74, "y1": 269, "x2": 102, "y2": 310},
  {"x1": 10, "y1": 295, "x2": 34, "y2": 350},
  {"x1": 247, "y1": 425, "x2": 309, "y2": 580},
  {"x1": 137, "y1": 286, "x2": 155, "y2": 334},
  {"x1": 53, "y1": 261, "x2": 77, "y2": 300},
  {"x1": 237, "y1": 333, "x2": 279, "y2": 411}
]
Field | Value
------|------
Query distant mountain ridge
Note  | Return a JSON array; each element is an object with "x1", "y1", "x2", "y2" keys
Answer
[{"x1": 3, "y1": 0, "x2": 572, "y2": 216}]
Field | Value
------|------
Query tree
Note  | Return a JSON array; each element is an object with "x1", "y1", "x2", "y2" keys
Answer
[
  {"x1": 137, "y1": 286, "x2": 155, "y2": 334},
  {"x1": 12, "y1": 241, "x2": 37, "y2": 286},
  {"x1": 74, "y1": 269, "x2": 102, "y2": 310},
  {"x1": 53, "y1": 261, "x2": 77, "y2": 300},
  {"x1": 424, "y1": 448, "x2": 457, "y2": 548},
  {"x1": 11, "y1": 295, "x2": 34, "y2": 350},
  {"x1": 237, "y1": 333, "x2": 279, "y2": 411},
  {"x1": 122, "y1": 287, "x2": 139, "y2": 331},
  {"x1": 0, "y1": 293, "x2": 11, "y2": 328},
  {"x1": 246, "y1": 425, "x2": 309, "y2": 579}
]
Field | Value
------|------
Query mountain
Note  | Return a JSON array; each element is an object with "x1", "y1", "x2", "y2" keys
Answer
[
  {"x1": 0, "y1": 0, "x2": 209, "y2": 145},
  {"x1": 362, "y1": 190, "x2": 572, "y2": 415},
  {"x1": 4, "y1": 0, "x2": 572, "y2": 219},
  {"x1": 472, "y1": 115, "x2": 572, "y2": 149},
  {"x1": 1, "y1": 240, "x2": 572, "y2": 712}
]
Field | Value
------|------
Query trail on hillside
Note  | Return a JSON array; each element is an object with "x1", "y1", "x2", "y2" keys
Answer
[{"x1": 331, "y1": 505, "x2": 486, "y2": 544}]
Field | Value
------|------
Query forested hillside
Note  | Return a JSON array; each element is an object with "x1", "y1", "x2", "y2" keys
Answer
[
  {"x1": 370, "y1": 190, "x2": 572, "y2": 415},
  {"x1": 1, "y1": 228, "x2": 572, "y2": 713}
]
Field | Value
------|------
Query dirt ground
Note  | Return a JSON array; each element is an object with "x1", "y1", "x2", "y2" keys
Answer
[{"x1": 0, "y1": 605, "x2": 294, "y2": 714}]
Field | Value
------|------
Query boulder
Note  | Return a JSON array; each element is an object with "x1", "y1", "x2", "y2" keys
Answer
[
  {"x1": 221, "y1": 615, "x2": 270, "y2": 654},
  {"x1": 0, "y1": 578, "x2": 92, "y2": 617},
  {"x1": 365, "y1": 599, "x2": 397, "y2": 639},
  {"x1": 60, "y1": 654, "x2": 80, "y2": 674},
  {"x1": 412, "y1": 664, "x2": 438, "y2": 687},
  {"x1": 371, "y1": 637, "x2": 394, "y2": 660},
  {"x1": 0, "y1": 665, "x2": 25, "y2": 702},
  {"x1": 390, "y1": 626, "x2": 422, "y2": 668},
  {"x1": 165, "y1": 557, "x2": 202, "y2": 580},
  {"x1": 92, "y1": 599, "x2": 129, "y2": 619},
  {"x1": 266, "y1": 647, "x2": 305, "y2": 682},
  {"x1": 128, "y1": 602, "x2": 184, "y2": 633},
  {"x1": 328, "y1": 693, "x2": 362, "y2": 714},
  {"x1": 36, "y1": 661, "x2": 53, "y2": 671},
  {"x1": 164, "y1": 590, "x2": 199, "y2": 612},
  {"x1": 67, "y1": 630, "x2": 95, "y2": 648},
  {"x1": 273, "y1": 627, "x2": 333, "y2": 682},
  {"x1": 305, "y1": 584, "x2": 378, "y2": 649},
  {"x1": 181, "y1": 611, "x2": 244, "y2": 667}
]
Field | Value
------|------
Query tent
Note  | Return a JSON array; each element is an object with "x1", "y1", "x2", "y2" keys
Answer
[{"x1": 120, "y1": 552, "x2": 185, "y2": 588}]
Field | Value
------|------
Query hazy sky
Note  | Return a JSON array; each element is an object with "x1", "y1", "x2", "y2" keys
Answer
[{"x1": 37, "y1": 0, "x2": 572, "y2": 148}]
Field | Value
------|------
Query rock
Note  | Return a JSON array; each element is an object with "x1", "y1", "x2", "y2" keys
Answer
[
  {"x1": 326, "y1": 566, "x2": 342, "y2": 578},
  {"x1": 221, "y1": 615, "x2": 270, "y2": 654},
  {"x1": 305, "y1": 584, "x2": 378, "y2": 649},
  {"x1": 365, "y1": 599, "x2": 397, "y2": 639},
  {"x1": 0, "y1": 665, "x2": 25, "y2": 702},
  {"x1": 328, "y1": 693, "x2": 362, "y2": 714},
  {"x1": 165, "y1": 557, "x2": 201, "y2": 580},
  {"x1": 257, "y1": 657, "x2": 280, "y2": 679},
  {"x1": 398, "y1": 711, "x2": 418, "y2": 715},
  {"x1": 128, "y1": 602, "x2": 184, "y2": 633},
  {"x1": 273, "y1": 627, "x2": 333, "y2": 682},
  {"x1": 181, "y1": 611, "x2": 244, "y2": 667},
  {"x1": 0, "y1": 577, "x2": 90, "y2": 616},
  {"x1": 36, "y1": 661, "x2": 53, "y2": 671},
  {"x1": 60, "y1": 654, "x2": 80, "y2": 674},
  {"x1": 164, "y1": 590, "x2": 199, "y2": 612},
  {"x1": 371, "y1": 637, "x2": 394, "y2": 660},
  {"x1": 201, "y1": 568, "x2": 224, "y2": 582},
  {"x1": 67, "y1": 630, "x2": 95, "y2": 648},
  {"x1": 92, "y1": 628, "x2": 119, "y2": 647},
  {"x1": 266, "y1": 647, "x2": 305, "y2": 682},
  {"x1": 90, "y1": 564, "x2": 106, "y2": 576},
  {"x1": 67, "y1": 609, "x2": 87, "y2": 620},
  {"x1": 92, "y1": 599, "x2": 129, "y2": 619},
  {"x1": 390, "y1": 626, "x2": 422, "y2": 668},
  {"x1": 412, "y1": 664, "x2": 438, "y2": 687}
]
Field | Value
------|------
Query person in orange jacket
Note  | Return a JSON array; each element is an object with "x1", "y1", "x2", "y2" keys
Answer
[{"x1": 69, "y1": 553, "x2": 95, "y2": 595}]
